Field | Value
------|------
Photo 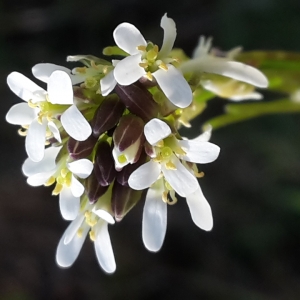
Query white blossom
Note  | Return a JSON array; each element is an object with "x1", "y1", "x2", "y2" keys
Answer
[{"x1": 112, "y1": 13, "x2": 193, "y2": 108}]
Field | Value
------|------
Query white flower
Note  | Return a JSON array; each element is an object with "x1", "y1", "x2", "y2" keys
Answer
[
  {"x1": 22, "y1": 147, "x2": 93, "y2": 221},
  {"x1": 112, "y1": 13, "x2": 193, "y2": 108},
  {"x1": 134, "y1": 123, "x2": 215, "y2": 252},
  {"x1": 180, "y1": 36, "x2": 268, "y2": 90},
  {"x1": 6, "y1": 70, "x2": 91, "y2": 161},
  {"x1": 56, "y1": 208, "x2": 116, "y2": 273},
  {"x1": 128, "y1": 118, "x2": 220, "y2": 197}
]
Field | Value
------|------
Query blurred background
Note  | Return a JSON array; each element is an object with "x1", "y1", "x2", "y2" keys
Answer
[{"x1": 1, "y1": 0, "x2": 300, "y2": 299}]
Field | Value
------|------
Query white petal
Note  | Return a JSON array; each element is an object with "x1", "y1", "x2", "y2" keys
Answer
[
  {"x1": 113, "y1": 22, "x2": 146, "y2": 55},
  {"x1": 229, "y1": 92, "x2": 263, "y2": 101},
  {"x1": 56, "y1": 223, "x2": 89, "y2": 268},
  {"x1": 94, "y1": 220, "x2": 116, "y2": 274},
  {"x1": 100, "y1": 71, "x2": 117, "y2": 96},
  {"x1": 64, "y1": 214, "x2": 85, "y2": 245},
  {"x1": 22, "y1": 146, "x2": 61, "y2": 176},
  {"x1": 61, "y1": 105, "x2": 92, "y2": 141},
  {"x1": 161, "y1": 155, "x2": 198, "y2": 197},
  {"x1": 114, "y1": 54, "x2": 145, "y2": 85},
  {"x1": 25, "y1": 117, "x2": 47, "y2": 162},
  {"x1": 180, "y1": 58, "x2": 268, "y2": 88},
  {"x1": 144, "y1": 118, "x2": 171, "y2": 145},
  {"x1": 128, "y1": 160, "x2": 161, "y2": 190},
  {"x1": 48, "y1": 71, "x2": 73, "y2": 105},
  {"x1": 178, "y1": 140, "x2": 220, "y2": 163},
  {"x1": 92, "y1": 209, "x2": 115, "y2": 224},
  {"x1": 59, "y1": 186, "x2": 80, "y2": 220},
  {"x1": 70, "y1": 175, "x2": 84, "y2": 197},
  {"x1": 6, "y1": 103, "x2": 37, "y2": 125},
  {"x1": 67, "y1": 159, "x2": 93, "y2": 179},
  {"x1": 158, "y1": 13, "x2": 176, "y2": 58},
  {"x1": 48, "y1": 121, "x2": 61, "y2": 142},
  {"x1": 192, "y1": 125, "x2": 212, "y2": 142},
  {"x1": 186, "y1": 186, "x2": 213, "y2": 231},
  {"x1": 27, "y1": 170, "x2": 56, "y2": 186},
  {"x1": 7, "y1": 72, "x2": 45, "y2": 102},
  {"x1": 142, "y1": 182, "x2": 167, "y2": 252},
  {"x1": 153, "y1": 65, "x2": 192, "y2": 108},
  {"x1": 32, "y1": 63, "x2": 72, "y2": 82}
]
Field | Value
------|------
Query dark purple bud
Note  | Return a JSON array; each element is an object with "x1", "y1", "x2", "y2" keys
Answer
[
  {"x1": 85, "y1": 171, "x2": 109, "y2": 204},
  {"x1": 116, "y1": 150, "x2": 147, "y2": 186},
  {"x1": 114, "y1": 82, "x2": 159, "y2": 122},
  {"x1": 67, "y1": 135, "x2": 97, "y2": 160},
  {"x1": 111, "y1": 181, "x2": 144, "y2": 222},
  {"x1": 94, "y1": 140, "x2": 116, "y2": 186},
  {"x1": 113, "y1": 114, "x2": 145, "y2": 152},
  {"x1": 92, "y1": 94, "x2": 125, "y2": 138}
]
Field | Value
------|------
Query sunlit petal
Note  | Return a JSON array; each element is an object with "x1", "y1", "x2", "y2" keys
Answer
[{"x1": 144, "y1": 118, "x2": 171, "y2": 145}]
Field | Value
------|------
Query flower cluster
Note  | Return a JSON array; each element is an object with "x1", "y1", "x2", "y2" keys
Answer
[{"x1": 6, "y1": 13, "x2": 268, "y2": 273}]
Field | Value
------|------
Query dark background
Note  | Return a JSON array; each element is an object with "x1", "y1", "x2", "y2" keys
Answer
[{"x1": 1, "y1": 0, "x2": 300, "y2": 299}]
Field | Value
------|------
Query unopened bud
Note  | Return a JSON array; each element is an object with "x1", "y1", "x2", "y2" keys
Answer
[
  {"x1": 94, "y1": 140, "x2": 116, "y2": 186},
  {"x1": 85, "y1": 171, "x2": 109, "y2": 204},
  {"x1": 92, "y1": 94, "x2": 125, "y2": 137},
  {"x1": 114, "y1": 82, "x2": 159, "y2": 122},
  {"x1": 67, "y1": 135, "x2": 97, "y2": 160},
  {"x1": 111, "y1": 181, "x2": 145, "y2": 222}
]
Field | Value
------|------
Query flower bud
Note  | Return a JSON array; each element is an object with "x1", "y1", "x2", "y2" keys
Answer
[
  {"x1": 85, "y1": 170, "x2": 109, "y2": 204},
  {"x1": 111, "y1": 181, "x2": 145, "y2": 222},
  {"x1": 67, "y1": 135, "x2": 97, "y2": 160},
  {"x1": 113, "y1": 114, "x2": 145, "y2": 170},
  {"x1": 114, "y1": 82, "x2": 159, "y2": 122},
  {"x1": 94, "y1": 140, "x2": 116, "y2": 186},
  {"x1": 92, "y1": 94, "x2": 125, "y2": 138}
]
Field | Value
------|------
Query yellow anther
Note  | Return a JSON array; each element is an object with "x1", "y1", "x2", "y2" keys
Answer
[
  {"x1": 77, "y1": 228, "x2": 83, "y2": 238},
  {"x1": 65, "y1": 177, "x2": 72, "y2": 187},
  {"x1": 60, "y1": 168, "x2": 69, "y2": 178},
  {"x1": 52, "y1": 182, "x2": 63, "y2": 195},
  {"x1": 156, "y1": 140, "x2": 164, "y2": 147},
  {"x1": 45, "y1": 140, "x2": 50, "y2": 146},
  {"x1": 87, "y1": 218, "x2": 97, "y2": 227},
  {"x1": 85, "y1": 211, "x2": 92, "y2": 219},
  {"x1": 165, "y1": 161, "x2": 177, "y2": 170},
  {"x1": 159, "y1": 62, "x2": 168, "y2": 71},
  {"x1": 195, "y1": 171, "x2": 205, "y2": 178},
  {"x1": 89, "y1": 230, "x2": 96, "y2": 241},
  {"x1": 21, "y1": 125, "x2": 29, "y2": 129},
  {"x1": 174, "y1": 147, "x2": 187, "y2": 156},
  {"x1": 37, "y1": 115, "x2": 43, "y2": 125},
  {"x1": 153, "y1": 154, "x2": 162, "y2": 163},
  {"x1": 45, "y1": 130, "x2": 52, "y2": 138},
  {"x1": 139, "y1": 62, "x2": 148, "y2": 68},
  {"x1": 167, "y1": 196, "x2": 177, "y2": 205},
  {"x1": 57, "y1": 176, "x2": 64, "y2": 185},
  {"x1": 46, "y1": 114, "x2": 53, "y2": 122},
  {"x1": 162, "y1": 191, "x2": 168, "y2": 203},
  {"x1": 44, "y1": 176, "x2": 56, "y2": 187},
  {"x1": 28, "y1": 100, "x2": 37, "y2": 108},
  {"x1": 18, "y1": 128, "x2": 27, "y2": 136},
  {"x1": 153, "y1": 45, "x2": 159, "y2": 53},
  {"x1": 137, "y1": 45, "x2": 147, "y2": 51},
  {"x1": 145, "y1": 71, "x2": 153, "y2": 81},
  {"x1": 75, "y1": 67, "x2": 87, "y2": 74}
]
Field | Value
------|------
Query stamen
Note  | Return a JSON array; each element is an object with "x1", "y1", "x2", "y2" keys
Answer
[
  {"x1": 139, "y1": 62, "x2": 148, "y2": 68},
  {"x1": 52, "y1": 182, "x2": 63, "y2": 195},
  {"x1": 44, "y1": 176, "x2": 56, "y2": 186},
  {"x1": 145, "y1": 71, "x2": 153, "y2": 81},
  {"x1": 18, "y1": 128, "x2": 27, "y2": 136},
  {"x1": 28, "y1": 100, "x2": 37, "y2": 108},
  {"x1": 195, "y1": 171, "x2": 205, "y2": 178},
  {"x1": 174, "y1": 147, "x2": 187, "y2": 156},
  {"x1": 45, "y1": 140, "x2": 50, "y2": 146},
  {"x1": 162, "y1": 191, "x2": 168, "y2": 203},
  {"x1": 137, "y1": 45, "x2": 147, "y2": 51},
  {"x1": 76, "y1": 67, "x2": 87, "y2": 74},
  {"x1": 60, "y1": 168, "x2": 69, "y2": 178},
  {"x1": 77, "y1": 228, "x2": 84, "y2": 238},
  {"x1": 156, "y1": 140, "x2": 164, "y2": 148},
  {"x1": 89, "y1": 230, "x2": 96, "y2": 241},
  {"x1": 159, "y1": 62, "x2": 168, "y2": 71}
]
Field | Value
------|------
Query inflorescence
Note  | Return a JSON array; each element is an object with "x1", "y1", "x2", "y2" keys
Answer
[{"x1": 6, "y1": 13, "x2": 268, "y2": 273}]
